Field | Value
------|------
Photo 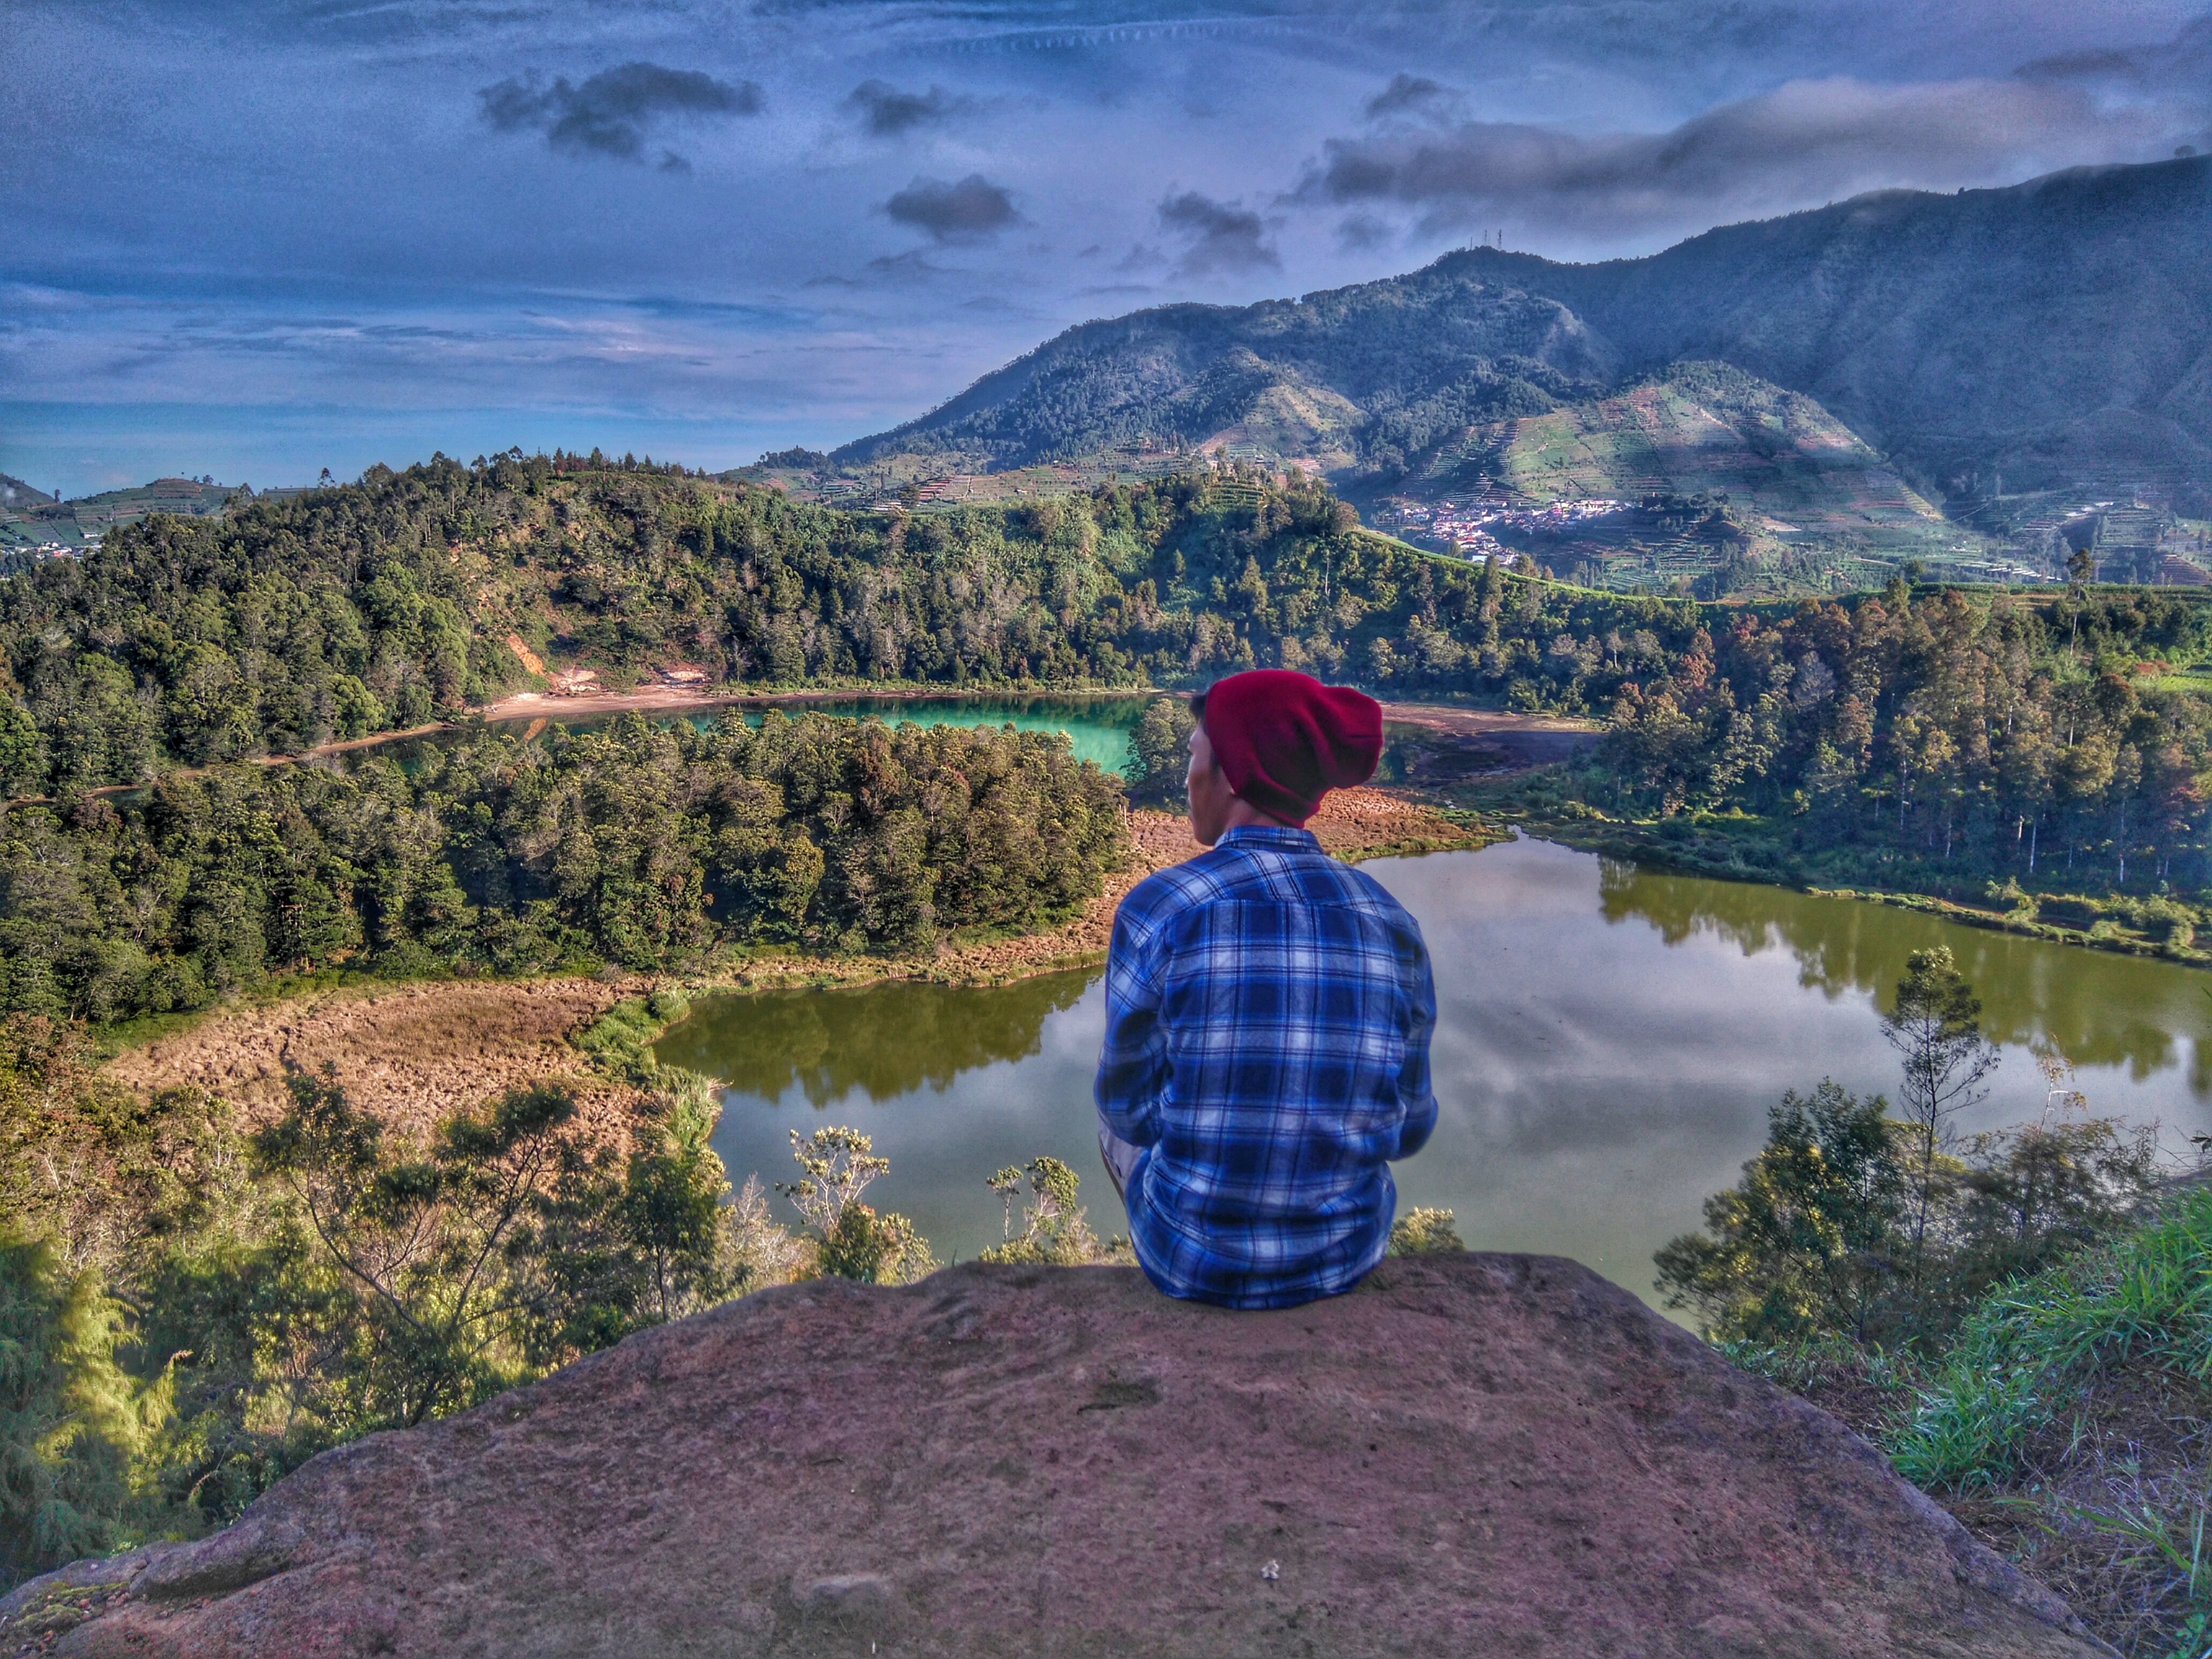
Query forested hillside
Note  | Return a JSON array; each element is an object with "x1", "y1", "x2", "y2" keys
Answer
[
  {"x1": 0, "y1": 713, "x2": 1126, "y2": 1023},
  {"x1": 0, "y1": 453, "x2": 1369, "y2": 793},
  {"x1": 836, "y1": 156, "x2": 2212, "y2": 503},
  {"x1": 4, "y1": 452, "x2": 2212, "y2": 935}
]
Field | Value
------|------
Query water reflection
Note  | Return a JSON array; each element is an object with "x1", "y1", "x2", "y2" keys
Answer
[
  {"x1": 1597, "y1": 860, "x2": 2212, "y2": 1090},
  {"x1": 661, "y1": 836, "x2": 2212, "y2": 1298},
  {"x1": 655, "y1": 974, "x2": 1090, "y2": 1105}
]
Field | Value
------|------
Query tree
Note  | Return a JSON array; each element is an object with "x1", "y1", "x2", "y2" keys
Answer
[
  {"x1": 2066, "y1": 547, "x2": 2095, "y2": 651},
  {"x1": 251, "y1": 1072, "x2": 595, "y2": 1428},
  {"x1": 1954, "y1": 1119, "x2": 2158, "y2": 1294},
  {"x1": 1655, "y1": 1081, "x2": 1906, "y2": 1342},
  {"x1": 776, "y1": 1126, "x2": 935, "y2": 1284},
  {"x1": 1880, "y1": 948, "x2": 1998, "y2": 1281},
  {"x1": 1125, "y1": 696, "x2": 1195, "y2": 806},
  {"x1": 0, "y1": 1232, "x2": 157, "y2": 1586},
  {"x1": 979, "y1": 1156, "x2": 1103, "y2": 1265}
]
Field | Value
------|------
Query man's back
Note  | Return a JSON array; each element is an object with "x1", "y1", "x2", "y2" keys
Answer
[{"x1": 1095, "y1": 823, "x2": 1438, "y2": 1310}]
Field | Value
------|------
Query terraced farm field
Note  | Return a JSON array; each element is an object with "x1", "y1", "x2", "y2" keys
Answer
[{"x1": 1493, "y1": 363, "x2": 1941, "y2": 530}]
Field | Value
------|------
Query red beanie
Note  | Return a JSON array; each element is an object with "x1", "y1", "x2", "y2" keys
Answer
[{"x1": 1198, "y1": 669, "x2": 1384, "y2": 826}]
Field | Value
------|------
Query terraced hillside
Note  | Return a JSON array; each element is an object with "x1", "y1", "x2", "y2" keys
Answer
[
  {"x1": 1483, "y1": 365, "x2": 1933, "y2": 526},
  {"x1": 0, "y1": 476, "x2": 237, "y2": 549}
]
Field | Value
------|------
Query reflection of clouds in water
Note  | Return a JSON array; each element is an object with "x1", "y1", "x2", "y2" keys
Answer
[
  {"x1": 1373, "y1": 838, "x2": 2212, "y2": 1293},
  {"x1": 681, "y1": 973, "x2": 1109, "y2": 1262},
  {"x1": 669, "y1": 836, "x2": 2212, "y2": 1298}
]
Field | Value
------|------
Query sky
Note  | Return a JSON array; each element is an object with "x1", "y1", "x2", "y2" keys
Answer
[{"x1": 3, "y1": 0, "x2": 2209, "y2": 497}]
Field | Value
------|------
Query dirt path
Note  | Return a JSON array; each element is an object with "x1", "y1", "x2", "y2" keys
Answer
[{"x1": 102, "y1": 788, "x2": 1490, "y2": 1130}]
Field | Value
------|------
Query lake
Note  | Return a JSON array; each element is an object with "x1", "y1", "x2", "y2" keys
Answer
[
  {"x1": 482, "y1": 693, "x2": 1153, "y2": 775},
  {"x1": 657, "y1": 834, "x2": 2212, "y2": 1306}
]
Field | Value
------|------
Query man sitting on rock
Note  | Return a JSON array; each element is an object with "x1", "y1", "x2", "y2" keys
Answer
[{"x1": 1095, "y1": 668, "x2": 1439, "y2": 1310}]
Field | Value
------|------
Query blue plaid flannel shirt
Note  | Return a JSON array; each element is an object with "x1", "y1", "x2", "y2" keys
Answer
[{"x1": 1094, "y1": 823, "x2": 1438, "y2": 1310}]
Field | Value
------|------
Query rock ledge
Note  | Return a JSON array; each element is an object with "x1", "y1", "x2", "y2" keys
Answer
[{"x1": 3, "y1": 1255, "x2": 2105, "y2": 1657}]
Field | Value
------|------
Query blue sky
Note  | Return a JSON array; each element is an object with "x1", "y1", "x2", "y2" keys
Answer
[{"x1": 3, "y1": 0, "x2": 2208, "y2": 496}]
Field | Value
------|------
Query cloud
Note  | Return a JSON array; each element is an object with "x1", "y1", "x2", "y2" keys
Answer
[
  {"x1": 846, "y1": 80, "x2": 973, "y2": 136},
  {"x1": 865, "y1": 250, "x2": 951, "y2": 281},
  {"x1": 881, "y1": 174, "x2": 1020, "y2": 241},
  {"x1": 1156, "y1": 191, "x2": 1280, "y2": 276},
  {"x1": 1335, "y1": 212, "x2": 1393, "y2": 251},
  {"x1": 2017, "y1": 15, "x2": 2212, "y2": 94},
  {"x1": 1295, "y1": 74, "x2": 2204, "y2": 238},
  {"x1": 1365, "y1": 73, "x2": 1457, "y2": 122},
  {"x1": 479, "y1": 62, "x2": 762, "y2": 165}
]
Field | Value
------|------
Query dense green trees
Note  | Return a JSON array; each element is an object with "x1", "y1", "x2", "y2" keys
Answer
[
  {"x1": 0, "y1": 711, "x2": 1126, "y2": 1025},
  {"x1": 1584, "y1": 579, "x2": 2212, "y2": 893},
  {"x1": 0, "y1": 458, "x2": 1344, "y2": 793},
  {"x1": 10, "y1": 454, "x2": 2212, "y2": 900},
  {"x1": 1124, "y1": 695, "x2": 1195, "y2": 805}
]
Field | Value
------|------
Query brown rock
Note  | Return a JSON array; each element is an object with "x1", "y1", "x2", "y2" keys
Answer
[{"x1": 17, "y1": 1256, "x2": 2102, "y2": 1658}]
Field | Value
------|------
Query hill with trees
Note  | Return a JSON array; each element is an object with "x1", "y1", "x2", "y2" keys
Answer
[
  {"x1": 836, "y1": 157, "x2": 2212, "y2": 510},
  {"x1": 3, "y1": 453, "x2": 2212, "y2": 949}
]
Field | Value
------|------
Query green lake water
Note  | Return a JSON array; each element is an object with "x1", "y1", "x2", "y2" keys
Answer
[
  {"x1": 483, "y1": 694, "x2": 1151, "y2": 775},
  {"x1": 657, "y1": 834, "x2": 2212, "y2": 1304}
]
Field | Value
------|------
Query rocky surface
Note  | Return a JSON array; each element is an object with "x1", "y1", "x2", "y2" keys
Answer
[{"x1": 3, "y1": 1254, "x2": 2101, "y2": 1658}]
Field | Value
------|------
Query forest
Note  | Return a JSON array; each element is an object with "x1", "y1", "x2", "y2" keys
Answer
[
  {"x1": 0, "y1": 711, "x2": 1127, "y2": 1025},
  {"x1": 0, "y1": 454, "x2": 2208, "y2": 991}
]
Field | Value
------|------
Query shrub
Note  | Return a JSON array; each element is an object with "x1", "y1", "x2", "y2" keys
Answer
[{"x1": 1387, "y1": 1207, "x2": 1464, "y2": 1255}]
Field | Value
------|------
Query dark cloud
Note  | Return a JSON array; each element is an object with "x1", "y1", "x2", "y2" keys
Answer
[
  {"x1": 1297, "y1": 74, "x2": 2200, "y2": 237},
  {"x1": 804, "y1": 248, "x2": 953, "y2": 288},
  {"x1": 866, "y1": 249, "x2": 951, "y2": 280},
  {"x1": 479, "y1": 62, "x2": 761, "y2": 165},
  {"x1": 881, "y1": 174, "x2": 1020, "y2": 241},
  {"x1": 2017, "y1": 15, "x2": 2212, "y2": 93},
  {"x1": 1365, "y1": 73, "x2": 1457, "y2": 122},
  {"x1": 846, "y1": 80, "x2": 973, "y2": 136},
  {"x1": 1157, "y1": 191, "x2": 1280, "y2": 276},
  {"x1": 1335, "y1": 212, "x2": 1392, "y2": 251}
]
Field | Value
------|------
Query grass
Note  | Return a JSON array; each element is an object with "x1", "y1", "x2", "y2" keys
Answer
[
  {"x1": 1878, "y1": 1190, "x2": 2212, "y2": 1657},
  {"x1": 571, "y1": 989, "x2": 693, "y2": 1083}
]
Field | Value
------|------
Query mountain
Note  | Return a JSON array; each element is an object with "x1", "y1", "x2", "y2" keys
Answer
[
  {"x1": 837, "y1": 156, "x2": 2212, "y2": 509},
  {"x1": 0, "y1": 476, "x2": 238, "y2": 550},
  {"x1": 1408, "y1": 358, "x2": 1944, "y2": 523}
]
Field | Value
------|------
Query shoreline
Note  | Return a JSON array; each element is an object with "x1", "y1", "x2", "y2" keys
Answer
[
  {"x1": 100, "y1": 789, "x2": 1501, "y2": 1131},
  {"x1": 1494, "y1": 807, "x2": 2212, "y2": 973},
  {"x1": 6, "y1": 686, "x2": 1590, "y2": 808},
  {"x1": 473, "y1": 682, "x2": 1160, "y2": 723}
]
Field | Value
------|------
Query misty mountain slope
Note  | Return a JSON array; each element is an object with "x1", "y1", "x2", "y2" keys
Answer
[{"x1": 839, "y1": 156, "x2": 2212, "y2": 497}]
